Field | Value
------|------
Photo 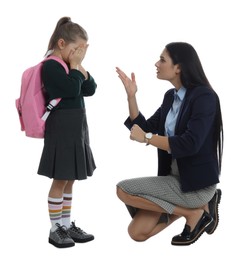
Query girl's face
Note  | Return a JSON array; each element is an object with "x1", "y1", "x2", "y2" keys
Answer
[
  {"x1": 59, "y1": 38, "x2": 88, "y2": 63},
  {"x1": 155, "y1": 48, "x2": 181, "y2": 85}
]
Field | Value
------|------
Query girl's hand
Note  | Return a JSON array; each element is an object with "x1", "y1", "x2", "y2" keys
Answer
[
  {"x1": 69, "y1": 44, "x2": 89, "y2": 67},
  {"x1": 130, "y1": 124, "x2": 145, "y2": 143},
  {"x1": 69, "y1": 44, "x2": 89, "y2": 79},
  {"x1": 116, "y1": 67, "x2": 137, "y2": 98}
]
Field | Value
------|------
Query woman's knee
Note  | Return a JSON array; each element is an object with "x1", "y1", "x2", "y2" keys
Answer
[
  {"x1": 116, "y1": 186, "x2": 127, "y2": 202},
  {"x1": 128, "y1": 222, "x2": 148, "y2": 242}
]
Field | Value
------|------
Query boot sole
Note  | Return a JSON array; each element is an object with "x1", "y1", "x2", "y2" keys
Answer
[{"x1": 206, "y1": 189, "x2": 222, "y2": 234}]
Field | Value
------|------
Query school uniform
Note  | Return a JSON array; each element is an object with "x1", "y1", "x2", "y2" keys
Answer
[{"x1": 37, "y1": 59, "x2": 97, "y2": 180}]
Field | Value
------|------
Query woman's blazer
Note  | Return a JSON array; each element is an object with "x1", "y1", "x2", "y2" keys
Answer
[{"x1": 124, "y1": 86, "x2": 220, "y2": 192}]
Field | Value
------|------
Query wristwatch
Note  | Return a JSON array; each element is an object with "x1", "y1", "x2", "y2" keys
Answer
[{"x1": 144, "y1": 132, "x2": 153, "y2": 145}]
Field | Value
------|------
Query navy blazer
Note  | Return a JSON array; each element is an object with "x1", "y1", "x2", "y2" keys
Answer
[{"x1": 124, "y1": 86, "x2": 220, "y2": 192}]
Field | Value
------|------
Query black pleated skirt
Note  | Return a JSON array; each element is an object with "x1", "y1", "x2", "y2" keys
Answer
[{"x1": 37, "y1": 108, "x2": 96, "y2": 180}]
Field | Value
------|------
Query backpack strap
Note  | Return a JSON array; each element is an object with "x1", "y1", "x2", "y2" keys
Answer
[
  {"x1": 41, "y1": 56, "x2": 69, "y2": 121},
  {"x1": 44, "y1": 55, "x2": 69, "y2": 74}
]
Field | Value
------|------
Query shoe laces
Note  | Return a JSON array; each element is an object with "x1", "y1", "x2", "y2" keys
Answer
[
  {"x1": 70, "y1": 221, "x2": 85, "y2": 234},
  {"x1": 55, "y1": 223, "x2": 70, "y2": 239}
]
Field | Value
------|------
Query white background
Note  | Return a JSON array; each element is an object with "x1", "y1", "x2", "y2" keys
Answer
[{"x1": 0, "y1": 0, "x2": 243, "y2": 258}]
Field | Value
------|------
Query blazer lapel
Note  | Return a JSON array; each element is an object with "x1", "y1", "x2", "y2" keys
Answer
[
  {"x1": 175, "y1": 88, "x2": 190, "y2": 132},
  {"x1": 159, "y1": 90, "x2": 174, "y2": 134}
]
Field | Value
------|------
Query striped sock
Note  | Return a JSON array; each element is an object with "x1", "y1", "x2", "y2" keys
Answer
[
  {"x1": 62, "y1": 193, "x2": 72, "y2": 228},
  {"x1": 48, "y1": 197, "x2": 63, "y2": 231}
]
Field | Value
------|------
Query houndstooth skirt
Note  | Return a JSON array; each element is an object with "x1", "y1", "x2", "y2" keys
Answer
[
  {"x1": 37, "y1": 108, "x2": 96, "y2": 180},
  {"x1": 117, "y1": 160, "x2": 216, "y2": 216}
]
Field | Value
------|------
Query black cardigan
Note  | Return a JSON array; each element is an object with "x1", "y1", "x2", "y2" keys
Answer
[{"x1": 42, "y1": 59, "x2": 97, "y2": 109}]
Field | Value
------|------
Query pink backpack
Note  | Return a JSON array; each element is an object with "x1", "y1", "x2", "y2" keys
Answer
[{"x1": 15, "y1": 55, "x2": 69, "y2": 138}]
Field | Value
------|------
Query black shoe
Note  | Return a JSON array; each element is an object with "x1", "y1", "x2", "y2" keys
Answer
[
  {"x1": 49, "y1": 223, "x2": 75, "y2": 248},
  {"x1": 206, "y1": 189, "x2": 222, "y2": 234},
  {"x1": 171, "y1": 211, "x2": 213, "y2": 246},
  {"x1": 67, "y1": 221, "x2": 94, "y2": 243}
]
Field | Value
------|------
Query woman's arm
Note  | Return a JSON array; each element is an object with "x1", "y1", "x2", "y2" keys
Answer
[{"x1": 130, "y1": 124, "x2": 170, "y2": 151}]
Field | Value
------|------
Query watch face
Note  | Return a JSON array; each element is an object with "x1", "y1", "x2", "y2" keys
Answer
[{"x1": 146, "y1": 132, "x2": 153, "y2": 139}]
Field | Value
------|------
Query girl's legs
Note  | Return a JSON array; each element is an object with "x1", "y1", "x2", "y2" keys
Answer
[
  {"x1": 48, "y1": 179, "x2": 94, "y2": 246},
  {"x1": 48, "y1": 180, "x2": 76, "y2": 248},
  {"x1": 49, "y1": 180, "x2": 69, "y2": 198},
  {"x1": 48, "y1": 180, "x2": 75, "y2": 230},
  {"x1": 62, "y1": 180, "x2": 75, "y2": 228},
  {"x1": 63, "y1": 180, "x2": 95, "y2": 243},
  {"x1": 48, "y1": 180, "x2": 68, "y2": 230},
  {"x1": 117, "y1": 187, "x2": 209, "y2": 241}
]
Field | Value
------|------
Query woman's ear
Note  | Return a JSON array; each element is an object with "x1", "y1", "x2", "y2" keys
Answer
[
  {"x1": 175, "y1": 64, "x2": 181, "y2": 74},
  {"x1": 57, "y1": 38, "x2": 66, "y2": 50}
]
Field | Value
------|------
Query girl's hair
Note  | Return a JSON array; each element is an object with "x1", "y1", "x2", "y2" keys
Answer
[
  {"x1": 166, "y1": 42, "x2": 223, "y2": 174},
  {"x1": 45, "y1": 17, "x2": 88, "y2": 55}
]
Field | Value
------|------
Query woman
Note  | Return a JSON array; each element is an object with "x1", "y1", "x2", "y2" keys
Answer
[{"x1": 115, "y1": 42, "x2": 223, "y2": 246}]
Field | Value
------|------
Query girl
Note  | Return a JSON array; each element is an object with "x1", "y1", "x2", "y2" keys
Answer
[
  {"x1": 116, "y1": 42, "x2": 223, "y2": 246},
  {"x1": 37, "y1": 17, "x2": 97, "y2": 248}
]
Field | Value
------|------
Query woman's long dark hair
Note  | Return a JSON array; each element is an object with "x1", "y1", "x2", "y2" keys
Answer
[{"x1": 166, "y1": 42, "x2": 223, "y2": 173}]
